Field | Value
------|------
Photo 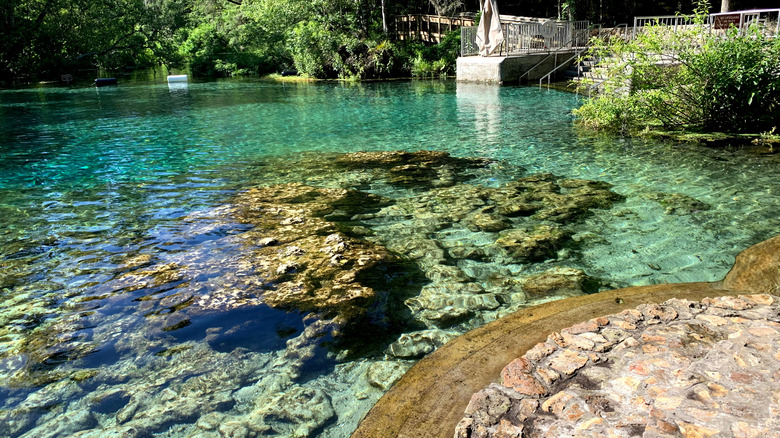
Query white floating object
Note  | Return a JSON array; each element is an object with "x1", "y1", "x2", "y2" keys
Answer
[
  {"x1": 167, "y1": 75, "x2": 188, "y2": 83},
  {"x1": 168, "y1": 82, "x2": 189, "y2": 92}
]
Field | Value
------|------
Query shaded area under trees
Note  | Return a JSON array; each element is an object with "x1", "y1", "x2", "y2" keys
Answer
[{"x1": 1, "y1": 0, "x2": 777, "y2": 83}]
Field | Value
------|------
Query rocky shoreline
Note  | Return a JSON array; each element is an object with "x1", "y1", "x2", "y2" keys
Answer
[{"x1": 456, "y1": 294, "x2": 780, "y2": 437}]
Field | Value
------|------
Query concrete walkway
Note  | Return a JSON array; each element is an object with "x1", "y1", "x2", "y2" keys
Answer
[{"x1": 351, "y1": 236, "x2": 780, "y2": 438}]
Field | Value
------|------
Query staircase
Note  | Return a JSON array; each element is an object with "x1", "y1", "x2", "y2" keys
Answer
[{"x1": 546, "y1": 55, "x2": 610, "y2": 94}]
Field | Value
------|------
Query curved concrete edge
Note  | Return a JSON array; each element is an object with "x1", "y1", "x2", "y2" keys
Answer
[
  {"x1": 352, "y1": 236, "x2": 780, "y2": 438},
  {"x1": 723, "y1": 235, "x2": 780, "y2": 293}
]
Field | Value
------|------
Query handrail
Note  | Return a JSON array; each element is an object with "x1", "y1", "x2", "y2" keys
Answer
[
  {"x1": 535, "y1": 24, "x2": 629, "y2": 89},
  {"x1": 518, "y1": 53, "x2": 555, "y2": 83},
  {"x1": 518, "y1": 26, "x2": 593, "y2": 84},
  {"x1": 537, "y1": 45, "x2": 589, "y2": 87}
]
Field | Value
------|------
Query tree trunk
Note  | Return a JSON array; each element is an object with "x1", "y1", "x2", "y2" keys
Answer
[
  {"x1": 720, "y1": 0, "x2": 730, "y2": 13},
  {"x1": 381, "y1": 0, "x2": 388, "y2": 33}
]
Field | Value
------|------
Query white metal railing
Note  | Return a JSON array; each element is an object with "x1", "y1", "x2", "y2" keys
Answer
[
  {"x1": 633, "y1": 9, "x2": 780, "y2": 38},
  {"x1": 461, "y1": 20, "x2": 589, "y2": 57},
  {"x1": 709, "y1": 9, "x2": 780, "y2": 36},
  {"x1": 632, "y1": 15, "x2": 697, "y2": 39},
  {"x1": 461, "y1": 26, "x2": 479, "y2": 56}
]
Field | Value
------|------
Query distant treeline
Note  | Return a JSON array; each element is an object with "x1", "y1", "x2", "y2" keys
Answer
[{"x1": 0, "y1": 0, "x2": 775, "y2": 83}]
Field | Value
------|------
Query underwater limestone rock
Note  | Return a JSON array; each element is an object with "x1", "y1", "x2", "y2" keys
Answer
[
  {"x1": 251, "y1": 150, "x2": 502, "y2": 192},
  {"x1": 3, "y1": 311, "x2": 102, "y2": 388},
  {"x1": 521, "y1": 267, "x2": 601, "y2": 299},
  {"x1": 224, "y1": 183, "x2": 406, "y2": 324},
  {"x1": 464, "y1": 212, "x2": 512, "y2": 233},
  {"x1": 387, "y1": 329, "x2": 458, "y2": 358},
  {"x1": 247, "y1": 386, "x2": 335, "y2": 437},
  {"x1": 111, "y1": 262, "x2": 187, "y2": 293},
  {"x1": 493, "y1": 225, "x2": 572, "y2": 262},
  {"x1": 35, "y1": 406, "x2": 97, "y2": 438},
  {"x1": 499, "y1": 175, "x2": 625, "y2": 223},
  {"x1": 405, "y1": 283, "x2": 501, "y2": 328},
  {"x1": 105, "y1": 183, "x2": 407, "y2": 329},
  {"x1": 20, "y1": 341, "x2": 270, "y2": 438},
  {"x1": 366, "y1": 361, "x2": 414, "y2": 390},
  {"x1": 214, "y1": 320, "x2": 340, "y2": 437},
  {"x1": 332, "y1": 150, "x2": 493, "y2": 189},
  {"x1": 643, "y1": 192, "x2": 711, "y2": 215},
  {"x1": 365, "y1": 173, "x2": 623, "y2": 328}
]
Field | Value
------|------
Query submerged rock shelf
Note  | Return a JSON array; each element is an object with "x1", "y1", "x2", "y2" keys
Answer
[{"x1": 0, "y1": 150, "x2": 757, "y2": 438}]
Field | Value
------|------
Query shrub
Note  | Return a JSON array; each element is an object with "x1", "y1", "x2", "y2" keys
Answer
[{"x1": 575, "y1": 9, "x2": 780, "y2": 134}]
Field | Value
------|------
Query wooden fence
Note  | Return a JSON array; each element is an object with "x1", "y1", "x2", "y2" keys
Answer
[{"x1": 394, "y1": 14, "x2": 476, "y2": 44}]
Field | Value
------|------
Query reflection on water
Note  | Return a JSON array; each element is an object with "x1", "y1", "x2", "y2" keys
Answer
[
  {"x1": 457, "y1": 82, "x2": 503, "y2": 145},
  {"x1": 0, "y1": 79, "x2": 779, "y2": 437}
]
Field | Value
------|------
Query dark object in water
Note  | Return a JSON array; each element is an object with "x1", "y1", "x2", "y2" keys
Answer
[
  {"x1": 95, "y1": 78, "x2": 117, "y2": 87},
  {"x1": 281, "y1": 70, "x2": 298, "y2": 77}
]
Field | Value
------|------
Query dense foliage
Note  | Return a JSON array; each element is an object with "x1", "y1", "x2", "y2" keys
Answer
[
  {"x1": 0, "y1": 0, "x2": 463, "y2": 82},
  {"x1": 1, "y1": 0, "x2": 776, "y2": 83},
  {"x1": 574, "y1": 10, "x2": 780, "y2": 134}
]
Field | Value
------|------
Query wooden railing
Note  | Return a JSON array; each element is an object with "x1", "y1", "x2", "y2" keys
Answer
[{"x1": 394, "y1": 14, "x2": 476, "y2": 43}]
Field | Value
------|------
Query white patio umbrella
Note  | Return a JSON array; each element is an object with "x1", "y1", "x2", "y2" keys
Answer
[{"x1": 476, "y1": 0, "x2": 504, "y2": 56}]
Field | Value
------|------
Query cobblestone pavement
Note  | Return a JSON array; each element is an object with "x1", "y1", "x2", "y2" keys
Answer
[{"x1": 456, "y1": 294, "x2": 780, "y2": 438}]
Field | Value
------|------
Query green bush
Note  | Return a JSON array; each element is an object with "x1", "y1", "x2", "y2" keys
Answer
[
  {"x1": 335, "y1": 38, "x2": 405, "y2": 80},
  {"x1": 575, "y1": 10, "x2": 780, "y2": 134},
  {"x1": 406, "y1": 30, "x2": 461, "y2": 78}
]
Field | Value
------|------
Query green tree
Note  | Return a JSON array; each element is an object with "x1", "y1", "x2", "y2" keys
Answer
[{"x1": 0, "y1": 0, "x2": 187, "y2": 81}]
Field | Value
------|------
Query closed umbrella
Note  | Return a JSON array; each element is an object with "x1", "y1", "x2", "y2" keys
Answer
[{"x1": 476, "y1": 0, "x2": 504, "y2": 56}]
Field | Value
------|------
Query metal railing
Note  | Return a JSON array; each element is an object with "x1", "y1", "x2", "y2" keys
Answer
[
  {"x1": 523, "y1": 24, "x2": 629, "y2": 90},
  {"x1": 632, "y1": 15, "x2": 697, "y2": 39},
  {"x1": 519, "y1": 30, "x2": 591, "y2": 84},
  {"x1": 709, "y1": 9, "x2": 780, "y2": 36},
  {"x1": 461, "y1": 26, "x2": 479, "y2": 56},
  {"x1": 461, "y1": 20, "x2": 589, "y2": 57},
  {"x1": 537, "y1": 46, "x2": 589, "y2": 86},
  {"x1": 634, "y1": 9, "x2": 780, "y2": 38}
]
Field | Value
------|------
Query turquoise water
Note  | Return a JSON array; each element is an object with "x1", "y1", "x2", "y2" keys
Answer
[{"x1": 1, "y1": 79, "x2": 779, "y2": 437}]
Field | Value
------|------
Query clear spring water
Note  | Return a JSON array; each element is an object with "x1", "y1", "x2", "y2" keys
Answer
[{"x1": 1, "y1": 78, "x2": 779, "y2": 437}]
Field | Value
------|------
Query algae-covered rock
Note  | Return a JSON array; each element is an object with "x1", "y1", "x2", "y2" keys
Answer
[
  {"x1": 521, "y1": 267, "x2": 600, "y2": 299},
  {"x1": 248, "y1": 386, "x2": 335, "y2": 437},
  {"x1": 387, "y1": 329, "x2": 458, "y2": 358},
  {"x1": 643, "y1": 192, "x2": 711, "y2": 215},
  {"x1": 506, "y1": 175, "x2": 625, "y2": 223},
  {"x1": 363, "y1": 171, "x2": 623, "y2": 328},
  {"x1": 494, "y1": 225, "x2": 572, "y2": 262},
  {"x1": 333, "y1": 150, "x2": 492, "y2": 189},
  {"x1": 104, "y1": 183, "x2": 412, "y2": 329},
  {"x1": 227, "y1": 183, "x2": 407, "y2": 324},
  {"x1": 253, "y1": 150, "x2": 499, "y2": 192},
  {"x1": 366, "y1": 361, "x2": 413, "y2": 390},
  {"x1": 464, "y1": 212, "x2": 511, "y2": 232},
  {"x1": 405, "y1": 287, "x2": 502, "y2": 328}
]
